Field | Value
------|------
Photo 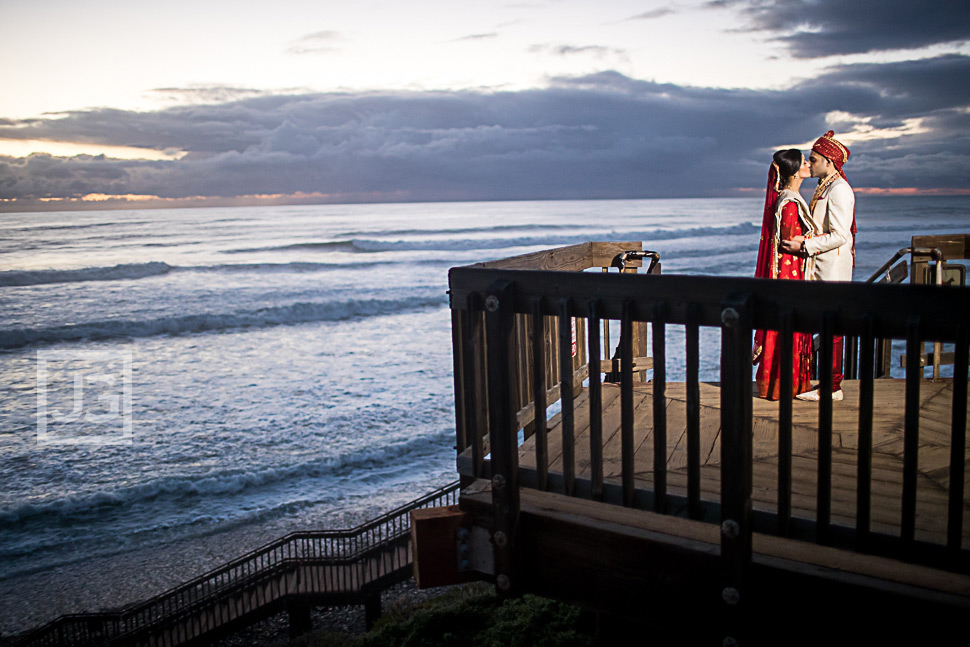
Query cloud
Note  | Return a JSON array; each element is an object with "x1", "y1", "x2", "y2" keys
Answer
[
  {"x1": 721, "y1": 0, "x2": 970, "y2": 57},
  {"x1": 624, "y1": 8, "x2": 675, "y2": 21},
  {"x1": 1, "y1": 55, "x2": 968, "y2": 206},
  {"x1": 148, "y1": 86, "x2": 271, "y2": 105},
  {"x1": 454, "y1": 33, "x2": 499, "y2": 42},
  {"x1": 811, "y1": 54, "x2": 970, "y2": 117},
  {"x1": 287, "y1": 30, "x2": 344, "y2": 55},
  {"x1": 529, "y1": 44, "x2": 627, "y2": 58}
]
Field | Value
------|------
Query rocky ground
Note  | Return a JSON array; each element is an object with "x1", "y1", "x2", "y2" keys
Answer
[{"x1": 213, "y1": 579, "x2": 460, "y2": 647}]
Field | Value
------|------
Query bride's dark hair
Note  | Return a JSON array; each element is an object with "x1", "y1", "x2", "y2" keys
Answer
[{"x1": 772, "y1": 149, "x2": 802, "y2": 188}]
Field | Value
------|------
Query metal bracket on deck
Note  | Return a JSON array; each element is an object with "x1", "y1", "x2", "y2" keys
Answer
[
  {"x1": 456, "y1": 525, "x2": 495, "y2": 575},
  {"x1": 611, "y1": 250, "x2": 661, "y2": 274},
  {"x1": 411, "y1": 496, "x2": 496, "y2": 589}
]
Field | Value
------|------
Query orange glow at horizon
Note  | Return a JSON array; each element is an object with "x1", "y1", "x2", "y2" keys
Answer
[
  {"x1": 81, "y1": 193, "x2": 160, "y2": 202},
  {"x1": 30, "y1": 192, "x2": 313, "y2": 203},
  {"x1": 11, "y1": 191, "x2": 340, "y2": 207}
]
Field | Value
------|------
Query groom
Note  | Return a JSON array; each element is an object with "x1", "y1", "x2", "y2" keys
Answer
[{"x1": 780, "y1": 130, "x2": 856, "y2": 401}]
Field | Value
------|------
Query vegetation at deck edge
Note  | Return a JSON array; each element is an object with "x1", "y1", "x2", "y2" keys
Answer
[{"x1": 293, "y1": 584, "x2": 596, "y2": 647}]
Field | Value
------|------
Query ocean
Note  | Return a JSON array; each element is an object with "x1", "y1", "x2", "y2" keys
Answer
[{"x1": 0, "y1": 195, "x2": 967, "y2": 634}]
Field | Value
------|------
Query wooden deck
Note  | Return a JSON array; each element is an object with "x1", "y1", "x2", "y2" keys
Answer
[
  {"x1": 518, "y1": 378, "x2": 970, "y2": 547},
  {"x1": 448, "y1": 240, "x2": 970, "y2": 640}
]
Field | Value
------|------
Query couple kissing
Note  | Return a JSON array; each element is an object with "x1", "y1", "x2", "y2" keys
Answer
[{"x1": 753, "y1": 130, "x2": 856, "y2": 402}]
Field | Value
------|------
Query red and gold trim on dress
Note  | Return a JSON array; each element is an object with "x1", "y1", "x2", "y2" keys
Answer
[{"x1": 772, "y1": 194, "x2": 809, "y2": 279}]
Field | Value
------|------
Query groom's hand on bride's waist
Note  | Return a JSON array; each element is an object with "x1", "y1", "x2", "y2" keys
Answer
[{"x1": 780, "y1": 236, "x2": 806, "y2": 255}]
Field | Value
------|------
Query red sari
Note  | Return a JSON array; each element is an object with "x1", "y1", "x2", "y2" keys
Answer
[{"x1": 753, "y1": 166, "x2": 814, "y2": 400}]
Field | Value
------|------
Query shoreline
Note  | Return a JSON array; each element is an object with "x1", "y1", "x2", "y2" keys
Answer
[
  {"x1": 0, "y1": 507, "x2": 382, "y2": 638},
  {"x1": 1, "y1": 521, "x2": 286, "y2": 637},
  {"x1": 1, "y1": 471, "x2": 455, "y2": 638}
]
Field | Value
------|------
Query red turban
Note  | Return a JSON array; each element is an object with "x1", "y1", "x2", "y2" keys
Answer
[
  {"x1": 812, "y1": 130, "x2": 851, "y2": 177},
  {"x1": 811, "y1": 130, "x2": 856, "y2": 264}
]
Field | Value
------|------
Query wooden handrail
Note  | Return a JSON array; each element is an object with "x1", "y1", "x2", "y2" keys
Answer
[{"x1": 472, "y1": 241, "x2": 645, "y2": 271}]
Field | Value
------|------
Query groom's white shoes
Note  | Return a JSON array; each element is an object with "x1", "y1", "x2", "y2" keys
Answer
[{"x1": 796, "y1": 387, "x2": 843, "y2": 402}]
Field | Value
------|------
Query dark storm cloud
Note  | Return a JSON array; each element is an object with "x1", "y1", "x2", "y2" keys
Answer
[
  {"x1": 1, "y1": 55, "x2": 968, "y2": 203},
  {"x1": 812, "y1": 54, "x2": 970, "y2": 117},
  {"x1": 718, "y1": 0, "x2": 970, "y2": 58}
]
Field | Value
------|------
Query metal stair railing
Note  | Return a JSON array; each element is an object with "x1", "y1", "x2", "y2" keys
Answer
[
  {"x1": 132, "y1": 538, "x2": 414, "y2": 647},
  {"x1": 11, "y1": 481, "x2": 460, "y2": 647}
]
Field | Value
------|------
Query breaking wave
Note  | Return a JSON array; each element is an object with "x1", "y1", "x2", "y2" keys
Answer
[
  {"x1": 222, "y1": 223, "x2": 761, "y2": 255},
  {"x1": 0, "y1": 429, "x2": 450, "y2": 530},
  {"x1": 222, "y1": 241, "x2": 357, "y2": 254},
  {"x1": 0, "y1": 262, "x2": 173, "y2": 287},
  {"x1": 0, "y1": 428, "x2": 453, "y2": 572},
  {"x1": 0, "y1": 294, "x2": 446, "y2": 349}
]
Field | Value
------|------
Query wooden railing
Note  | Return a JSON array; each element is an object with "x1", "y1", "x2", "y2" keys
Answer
[
  {"x1": 846, "y1": 233, "x2": 969, "y2": 379},
  {"x1": 450, "y1": 241, "x2": 655, "y2": 477},
  {"x1": 448, "y1": 242, "x2": 970, "y2": 618},
  {"x1": 12, "y1": 482, "x2": 459, "y2": 647}
]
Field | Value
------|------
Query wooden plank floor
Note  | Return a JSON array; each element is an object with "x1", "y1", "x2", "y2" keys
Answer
[{"x1": 518, "y1": 378, "x2": 970, "y2": 548}]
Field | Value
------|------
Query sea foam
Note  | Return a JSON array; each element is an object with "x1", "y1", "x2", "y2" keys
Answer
[{"x1": 0, "y1": 294, "x2": 446, "y2": 349}]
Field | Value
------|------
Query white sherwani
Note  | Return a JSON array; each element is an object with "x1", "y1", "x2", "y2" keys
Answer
[{"x1": 803, "y1": 176, "x2": 854, "y2": 282}]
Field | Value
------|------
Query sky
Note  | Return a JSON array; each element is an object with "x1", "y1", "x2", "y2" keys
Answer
[{"x1": 1, "y1": 0, "x2": 969, "y2": 211}]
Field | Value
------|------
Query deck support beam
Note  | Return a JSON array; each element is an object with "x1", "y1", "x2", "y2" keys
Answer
[
  {"x1": 287, "y1": 600, "x2": 312, "y2": 639},
  {"x1": 484, "y1": 280, "x2": 521, "y2": 595},
  {"x1": 363, "y1": 593, "x2": 382, "y2": 630},
  {"x1": 719, "y1": 293, "x2": 753, "y2": 644},
  {"x1": 461, "y1": 484, "x2": 970, "y2": 644}
]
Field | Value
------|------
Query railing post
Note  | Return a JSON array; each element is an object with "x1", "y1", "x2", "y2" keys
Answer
[
  {"x1": 652, "y1": 302, "x2": 668, "y2": 514},
  {"x1": 559, "y1": 298, "x2": 576, "y2": 496},
  {"x1": 484, "y1": 280, "x2": 520, "y2": 596},
  {"x1": 588, "y1": 300, "x2": 604, "y2": 500},
  {"x1": 777, "y1": 308, "x2": 794, "y2": 535},
  {"x1": 288, "y1": 600, "x2": 313, "y2": 638},
  {"x1": 719, "y1": 293, "x2": 752, "y2": 644},
  {"x1": 875, "y1": 337, "x2": 892, "y2": 378},
  {"x1": 451, "y1": 308, "x2": 468, "y2": 454},
  {"x1": 902, "y1": 315, "x2": 922, "y2": 554},
  {"x1": 817, "y1": 312, "x2": 835, "y2": 543},
  {"x1": 685, "y1": 303, "x2": 702, "y2": 520},
  {"x1": 856, "y1": 315, "x2": 875, "y2": 549},
  {"x1": 363, "y1": 593, "x2": 382, "y2": 630},
  {"x1": 948, "y1": 321, "x2": 968, "y2": 556},
  {"x1": 531, "y1": 298, "x2": 549, "y2": 491},
  {"x1": 464, "y1": 294, "x2": 486, "y2": 478},
  {"x1": 620, "y1": 300, "x2": 636, "y2": 507}
]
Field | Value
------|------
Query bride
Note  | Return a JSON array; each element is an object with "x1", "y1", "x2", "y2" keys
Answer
[{"x1": 752, "y1": 149, "x2": 817, "y2": 400}]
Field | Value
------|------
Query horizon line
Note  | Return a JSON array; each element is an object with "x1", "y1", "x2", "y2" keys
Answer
[{"x1": 3, "y1": 187, "x2": 970, "y2": 214}]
